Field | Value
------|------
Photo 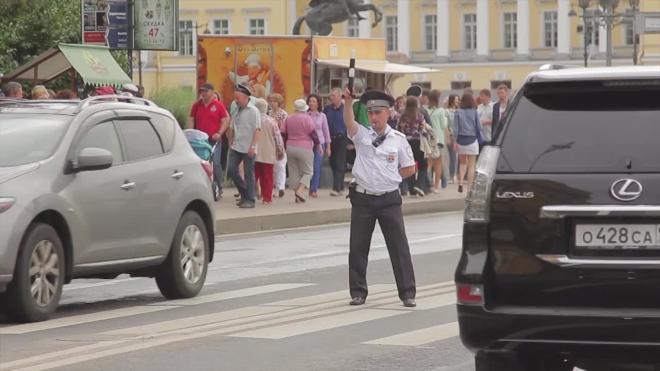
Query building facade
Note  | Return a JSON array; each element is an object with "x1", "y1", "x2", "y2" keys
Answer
[{"x1": 136, "y1": 0, "x2": 660, "y2": 95}]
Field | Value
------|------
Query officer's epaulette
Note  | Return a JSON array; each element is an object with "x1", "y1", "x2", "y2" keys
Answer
[{"x1": 393, "y1": 131, "x2": 406, "y2": 138}]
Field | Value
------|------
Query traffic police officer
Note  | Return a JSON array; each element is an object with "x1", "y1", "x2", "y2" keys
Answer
[{"x1": 343, "y1": 87, "x2": 418, "y2": 308}]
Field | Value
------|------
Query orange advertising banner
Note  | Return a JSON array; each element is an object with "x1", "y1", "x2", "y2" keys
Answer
[
  {"x1": 198, "y1": 36, "x2": 313, "y2": 114},
  {"x1": 313, "y1": 36, "x2": 386, "y2": 60}
]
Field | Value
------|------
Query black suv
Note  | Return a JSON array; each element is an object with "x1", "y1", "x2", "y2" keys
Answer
[{"x1": 455, "y1": 65, "x2": 660, "y2": 371}]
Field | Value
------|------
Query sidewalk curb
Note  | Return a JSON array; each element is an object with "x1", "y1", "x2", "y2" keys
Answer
[{"x1": 215, "y1": 198, "x2": 465, "y2": 235}]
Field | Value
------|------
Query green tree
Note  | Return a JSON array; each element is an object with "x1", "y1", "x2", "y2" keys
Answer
[{"x1": 0, "y1": 0, "x2": 129, "y2": 91}]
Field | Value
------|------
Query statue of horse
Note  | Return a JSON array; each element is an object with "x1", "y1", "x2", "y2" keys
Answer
[{"x1": 292, "y1": 0, "x2": 383, "y2": 36}]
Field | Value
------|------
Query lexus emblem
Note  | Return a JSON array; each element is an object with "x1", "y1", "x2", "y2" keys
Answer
[{"x1": 610, "y1": 179, "x2": 643, "y2": 202}]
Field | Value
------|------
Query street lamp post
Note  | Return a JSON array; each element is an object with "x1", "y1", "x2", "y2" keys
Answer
[
  {"x1": 569, "y1": 0, "x2": 638, "y2": 67},
  {"x1": 629, "y1": 0, "x2": 640, "y2": 65}
]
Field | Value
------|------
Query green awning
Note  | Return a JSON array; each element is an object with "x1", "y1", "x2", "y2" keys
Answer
[{"x1": 58, "y1": 43, "x2": 131, "y2": 87}]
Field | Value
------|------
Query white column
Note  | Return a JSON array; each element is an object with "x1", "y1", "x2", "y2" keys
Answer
[
  {"x1": 599, "y1": 19, "x2": 607, "y2": 54},
  {"x1": 358, "y1": 0, "x2": 372, "y2": 38},
  {"x1": 397, "y1": 0, "x2": 411, "y2": 56},
  {"x1": 476, "y1": 0, "x2": 489, "y2": 58},
  {"x1": 557, "y1": 0, "x2": 571, "y2": 56},
  {"x1": 436, "y1": 0, "x2": 450, "y2": 59},
  {"x1": 516, "y1": 0, "x2": 530, "y2": 57},
  {"x1": 288, "y1": 0, "x2": 297, "y2": 35}
]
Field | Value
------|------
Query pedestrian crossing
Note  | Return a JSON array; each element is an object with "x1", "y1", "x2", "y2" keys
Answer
[{"x1": 0, "y1": 280, "x2": 461, "y2": 371}]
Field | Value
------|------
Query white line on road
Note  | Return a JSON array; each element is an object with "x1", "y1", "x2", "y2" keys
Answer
[
  {"x1": 4, "y1": 283, "x2": 457, "y2": 371},
  {"x1": 0, "y1": 283, "x2": 314, "y2": 335},
  {"x1": 362, "y1": 322, "x2": 459, "y2": 347},
  {"x1": 211, "y1": 234, "x2": 462, "y2": 271}
]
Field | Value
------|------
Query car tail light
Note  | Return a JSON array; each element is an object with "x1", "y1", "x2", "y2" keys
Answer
[
  {"x1": 464, "y1": 146, "x2": 500, "y2": 223},
  {"x1": 0, "y1": 197, "x2": 16, "y2": 214},
  {"x1": 200, "y1": 161, "x2": 213, "y2": 181},
  {"x1": 457, "y1": 284, "x2": 484, "y2": 305}
]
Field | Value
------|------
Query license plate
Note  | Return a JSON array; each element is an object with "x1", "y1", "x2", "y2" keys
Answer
[{"x1": 574, "y1": 224, "x2": 660, "y2": 249}]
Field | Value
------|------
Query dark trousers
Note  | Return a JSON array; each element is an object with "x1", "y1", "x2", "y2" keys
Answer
[
  {"x1": 329, "y1": 134, "x2": 348, "y2": 191},
  {"x1": 349, "y1": 191, "x2": 416, "y2": 301},
  {"x1": 227, "y1": 149, "x2": 256, "y2": 204},
  {"x1": 407, "y1": 139, "x2": 428, "y2": 193}
]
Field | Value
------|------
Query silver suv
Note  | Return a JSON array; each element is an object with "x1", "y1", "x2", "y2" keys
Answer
[{"x1": 0, "y1": 96, "x2": 216, "y2": 323}]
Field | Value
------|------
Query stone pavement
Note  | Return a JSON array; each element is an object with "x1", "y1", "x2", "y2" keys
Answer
[{"x1": 213, "y1": 188, "x2": 465, "y2": 234}]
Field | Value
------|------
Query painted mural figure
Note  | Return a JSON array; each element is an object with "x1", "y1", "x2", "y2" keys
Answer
[
  {"x1": 228, "y1": 54, "x2": 272, "y2": 97},
  {"x1": 293, "y1": 0, "x2": 382, "y2": 36}
]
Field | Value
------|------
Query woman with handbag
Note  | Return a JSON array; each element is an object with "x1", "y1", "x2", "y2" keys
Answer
[{"x1": 452, "y1": 93, "x2": 483, "y2": 194}]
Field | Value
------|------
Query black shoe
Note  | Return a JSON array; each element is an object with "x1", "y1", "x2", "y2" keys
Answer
[
  {"x1": 402, "y1": 298, "x2": 416, "y2": 307},
  {"x1": 349, "y1": 297, "x2": 366, "y2": 306},
  {"x1": 238, "y1": 202, "x2": 255, "y2": 209}
]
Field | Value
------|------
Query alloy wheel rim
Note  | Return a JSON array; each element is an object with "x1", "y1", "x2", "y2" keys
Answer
[
  {"x1": 180, "y1": 225, "x2": 205, "y2": 284},
  {"x1": 29, "y1": 240, "x2": 60, "y2": 307}
]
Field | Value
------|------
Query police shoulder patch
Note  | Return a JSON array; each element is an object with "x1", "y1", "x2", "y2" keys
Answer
[{"x1": 406, "y1": 147, "x2": 413, "y2": 158}]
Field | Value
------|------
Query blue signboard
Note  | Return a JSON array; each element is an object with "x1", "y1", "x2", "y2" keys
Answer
[{"x1": 81, "y1": 0, "x2": 129, "y2": 49}]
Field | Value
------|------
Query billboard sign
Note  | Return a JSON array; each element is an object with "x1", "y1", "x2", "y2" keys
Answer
[
  {"x1": 82, "y1": 0, "x2": 129, "y2": 49},
  {"x1": 134, "y1": 0, "x2": 179, "y2": 51}
]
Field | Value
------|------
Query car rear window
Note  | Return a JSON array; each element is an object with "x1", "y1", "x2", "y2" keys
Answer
[
  {"x1": 500, "y1": 84, "x2": 660, "y2": 173},
  {"x1": 0, "y1": 114, "x2": 70, "y2": 167}
]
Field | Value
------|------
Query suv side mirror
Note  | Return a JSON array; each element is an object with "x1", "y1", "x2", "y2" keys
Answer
[{"x1": 74, "y1": 148, "x2": 113, "y2": 172}]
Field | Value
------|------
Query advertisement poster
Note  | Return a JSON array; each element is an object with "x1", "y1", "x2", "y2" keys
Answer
[
  {"x1": 81, "y1": 0, "x2": 128, "y2": 49},
  {"x1": 134, "y1": 0, "x2": 178, "y2": 51},
  {"x1": 198, "y1": 37, "x2": 311, "y2": 114}
]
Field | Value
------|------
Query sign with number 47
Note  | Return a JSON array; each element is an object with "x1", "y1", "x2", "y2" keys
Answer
[{"x1": 134, "y1": 0, "x2": 178, "y2": 51}]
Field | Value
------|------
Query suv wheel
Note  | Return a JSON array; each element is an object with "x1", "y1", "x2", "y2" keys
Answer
[
  {"x1": 156, "y1": 211, "x2": 209, "y2": 299},
  {"x1": 6, "y1": 223, "x2": 65, "y2": 323}
]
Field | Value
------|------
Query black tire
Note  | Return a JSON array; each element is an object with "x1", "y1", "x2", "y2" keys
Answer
[
  {"x1": 212, "y1": 181, "x2": 221, "y2": 201},
  {"x1": 156, "y1": 211, "x2": 209, "y2": 299},
  {"x1": 5, "y1": 223, "x2": 65, "y2": 323}
]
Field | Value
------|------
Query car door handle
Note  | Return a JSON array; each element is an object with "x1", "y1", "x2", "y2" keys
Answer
[
  {"x1": 172, "y1": 171, "x2": 184, "y2": 180},
  {"x1": 120, "y1": 181, "x2": 136, "y2": 190}
]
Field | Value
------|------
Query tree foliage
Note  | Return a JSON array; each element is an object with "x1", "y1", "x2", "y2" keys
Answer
[{"x1": 0, "y1": 0, "x2": 129, "y2": 91}]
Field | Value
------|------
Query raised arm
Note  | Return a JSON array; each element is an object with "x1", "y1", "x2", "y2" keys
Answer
[{"x1": 343, "y1": 88, "x2": 359, "y2": 138}]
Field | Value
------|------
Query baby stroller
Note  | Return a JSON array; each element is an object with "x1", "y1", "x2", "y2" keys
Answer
[{"x1": 183, "y1": 129, "x2": 221, "y2": 201}]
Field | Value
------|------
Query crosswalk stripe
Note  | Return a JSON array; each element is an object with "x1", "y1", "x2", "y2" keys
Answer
[
  {"x1": 148, "y1": 283, "x2": 316, "y2": 306},
  {"x1": 0, "y1": 306, "x2": 174, "y2": 336},
  {"x1": 228, "y1": 309, "x2": 409, "y2": 339},
  {"x1": 0, "y1": 283, "x2": 313, "y2": 335},
  {"x1": 262, "y1": 284, "x2": 395, "y2": 306},
  {"x1": 362, "y1": 322, "x2": 459, "y2": 346},
  {"x1": 2, "y1": 283, "x2": 457, "y2": 371}
]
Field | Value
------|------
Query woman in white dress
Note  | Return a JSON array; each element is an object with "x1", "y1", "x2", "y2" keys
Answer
[{"x1": 451, "y1": 93, "x2": 483, "y2": 193}]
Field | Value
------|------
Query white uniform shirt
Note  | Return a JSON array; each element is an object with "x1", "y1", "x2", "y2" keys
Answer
[
  {"x1": 348, "y1": 125, "x2": 415, "y2": 193},
  {"x1": 477, "y1": 102, "x2": 494, "y2": 141}
]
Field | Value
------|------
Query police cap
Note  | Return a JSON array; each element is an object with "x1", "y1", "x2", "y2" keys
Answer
[
  {"x1": 406, "y1": 85, "x2": 422, "y2": 98},
  {"x1": 360, "y1": 90, "x2": 395, "y2": 112},
  {"x1": 234, "y1": 83, "x2": 252, "y2": 96}
]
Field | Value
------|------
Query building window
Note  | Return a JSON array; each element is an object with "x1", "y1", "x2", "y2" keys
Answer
[
  {"x1": 248, "y1": 18, "x2": 266, "y2": 35},
  {"x1": 503, "y1": 12, "x2": 517, "y2": 49},
  {"x1": 347, "y1": 18, "x2": 359, "y2": 38},
  {"x1": 414, "y1": 82, "x2": 432, "y2": 90},
  {"x1": 424, "y1": 14, "x2": 437, "y2": 51},
  {"x1": 178, "y1": 20, "x2": 195, "y2": 56},
  {"x1": 463, "y1": 14, "x2": 477, "y2": 50},
  {"x1": 543, "y1": 11, "x2": 558, "y2": 48},
  {"x1": 586, "y1": 21, "x2": 599, "y2": 46},
  {"x1": 385, "y1": 15, "x2": 398, "y2": 52},
  {"x1": 451, "y1": 81, "x2": 471, "y2": 90},
  {"x1": 624, "y1": 8, "x2": 634, "y2": 45},
  {"x1": 490, "y1": 80, "x2": 512, "y2": 89},
  {"x1": 213, "y1": 19, "x2": 230, "y2": 35}
]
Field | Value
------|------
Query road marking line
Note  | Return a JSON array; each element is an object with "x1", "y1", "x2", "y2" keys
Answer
[
  {"x1": 228, "y1": 309, "x2": 409, "y2": 339},
  {"x1": 261, "y1": 284, "x2": 395, "y2": 306},
  {"x1": 377, "y1": 292, "x2": 456, "y2": 311},
  {"x1": 147, "y1": 283, "x2": 316, "y2": 306},
  {"x1": 213, "y1": 235, "x2": 462, "y2": 270},
  {"x1": 64, "y1": 277, "x2": 142, "y2": 291},
  {"x1": 362, "y1": 322, "x2": 459, "y2": 346},
  {"x1": 0, "y1": 283, "x2": 313, "y2": 335},
  {"x1": 0, "y1": 306, "x2": 174, "y2": 335},
  {"x1": 5, "y1": 284, "x2": 456, "y2": 370}
]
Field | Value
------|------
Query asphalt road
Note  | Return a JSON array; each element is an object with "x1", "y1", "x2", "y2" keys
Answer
[{"x1": 0, "y1": 212, "x2": 473, "y2": 371}]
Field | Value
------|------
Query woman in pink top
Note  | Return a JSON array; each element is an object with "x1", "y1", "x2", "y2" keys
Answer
[
  {"x1": 306, "y1": 94, "x2": 331, "y2": 198},
  {"x1": 280, "y1": 99, "x2": 322, "y2": 203}
]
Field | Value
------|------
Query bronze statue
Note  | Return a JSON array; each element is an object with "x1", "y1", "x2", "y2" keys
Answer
[{"x1": 293, "y1": 0, "x2": 383, "y2": 36}]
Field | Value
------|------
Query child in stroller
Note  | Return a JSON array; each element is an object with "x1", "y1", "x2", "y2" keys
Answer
[{"x1": 184, "y1": 129, "x2": 221, "y2": 201}]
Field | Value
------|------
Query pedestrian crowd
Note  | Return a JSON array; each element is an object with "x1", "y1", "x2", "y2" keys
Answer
[
  {"x1": 0, "y1": 82, "x2": 146, "y2": 101},
  {"x1": 187, "y1": 81, "x2": 513, "y2": 208}
]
